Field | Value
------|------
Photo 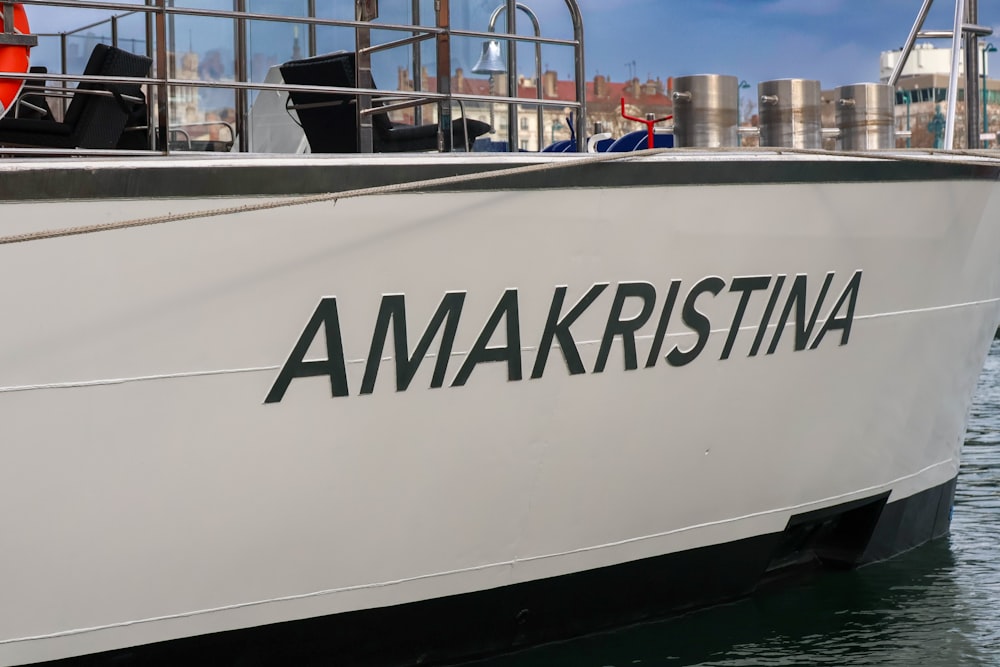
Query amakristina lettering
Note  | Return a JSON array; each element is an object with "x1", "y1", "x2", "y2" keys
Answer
[{"x1": 265, "y1": 270, "x2": 862, "y2": 403}]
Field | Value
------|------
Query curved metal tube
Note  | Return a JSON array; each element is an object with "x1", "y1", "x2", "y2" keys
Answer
[
  {"x1": 485, "y1": 0, "x2": 585, "y2": 152},
  {"x1": 562, "y1": 0, "x2": 586, "y2": 151},
  {"x1": 487, "y1": 3, "x2": 540, "y2": 150}
]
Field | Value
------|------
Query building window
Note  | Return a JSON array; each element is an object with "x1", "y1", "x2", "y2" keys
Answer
[
  {"x1": 520, "y1": 117, "x2": 529, "y2": 130},
  {"x1": 520, "y1": 140, "x2": 529, "y2": 150}
]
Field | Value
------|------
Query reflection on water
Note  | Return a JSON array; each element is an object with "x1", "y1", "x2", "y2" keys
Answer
[{"x1": 468, "y1": 342, "x2": 1000, "y2": 667}]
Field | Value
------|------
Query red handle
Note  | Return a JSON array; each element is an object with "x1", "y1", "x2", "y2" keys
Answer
[{"x1": 620, "y1": 97, "x2": 672, "y2": 149}]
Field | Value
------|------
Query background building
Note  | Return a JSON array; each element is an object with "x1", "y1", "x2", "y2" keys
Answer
[
  {"x1": 395, "y1": 68, "x2": 674, "y2": 150},
  {"x1": 880, "y1": 43, "x2": 997, "y2": 148}
]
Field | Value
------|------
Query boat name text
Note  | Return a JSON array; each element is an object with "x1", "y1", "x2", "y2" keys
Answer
[{"x1": 265, "y1": 270, "x2": 862, "y2": 402}]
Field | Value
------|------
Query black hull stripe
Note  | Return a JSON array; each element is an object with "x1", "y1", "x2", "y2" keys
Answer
[
  {"x1": 1, "y1": 156, "x2": 997, "y2": 202},
  {"x1": 40, "y1": 477, "x2": 957, "y2": 667}
]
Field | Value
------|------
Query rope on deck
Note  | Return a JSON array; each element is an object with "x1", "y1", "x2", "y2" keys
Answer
[
  {"x1": 1, "y1": 146, "x2": 999, "y2": 246},
  {"x1": 0, "y1": 149, "x2": 667, "y2": 246}
]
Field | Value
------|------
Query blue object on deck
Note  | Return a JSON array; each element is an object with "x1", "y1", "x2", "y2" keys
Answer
[
  {"x1": 606, "y1": 130, "x2": 674, "y2": 152},
  {"x1": 541, "y1": 139, "x2": 576, "y2": 152},
  {"x1": 591, "y1": 137, "x2": 615, "y2": 152}
]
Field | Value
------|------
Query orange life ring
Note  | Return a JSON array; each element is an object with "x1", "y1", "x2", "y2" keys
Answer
[{"x1": 0, "y1": 3, "x2": 30, "y2": 120}]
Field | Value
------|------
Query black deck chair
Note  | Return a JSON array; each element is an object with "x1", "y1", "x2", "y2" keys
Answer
[
  {"x1": 279, "y1": 51, "x2": 490, "y2": 153},
  {"x1": 0, "y1": 44, "x2": 151, "y2": 149},
  {"x1": 14, "y1": 66, "x2": 54, "y2": 121}
]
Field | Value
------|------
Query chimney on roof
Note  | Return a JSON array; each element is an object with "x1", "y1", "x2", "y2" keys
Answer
[
  {"x1": 455, "y1": 67, "x2": 464, "y2": 93},
  {"x1": 543, "y1": 70, "x2": 558, "y2": 98},
  {"x1": 594, "y1": 73, "x2": 608, "y2": 98},
  {"x1": 631, "y1": 77, "x2": 641, "y2": 99}
]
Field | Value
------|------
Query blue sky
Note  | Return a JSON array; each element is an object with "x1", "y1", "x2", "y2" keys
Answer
[
  {"x1": 23, "y1": 0, "x2": 999, "y2": 91},
  {"x1": 571, "y1": 0, "x2": 991, "y2": 88}
]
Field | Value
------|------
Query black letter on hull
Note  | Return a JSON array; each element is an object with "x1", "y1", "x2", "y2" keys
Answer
[
  {"x1": 265, "y1": 298, "x2": 349, "y2": 403},
  {"x1": 750, "y1": 274, "x2": 787, "y2": 356},
  {"x1": 810, "y1": 270, "x2": 863, "y2": 348},
  {"x1": 645, "y1": 280, "x2": 682, "y2": 368},
  {"x1": 666, "y1": 277, "x2": 726, "y2": 367},
  {"x1": 721, "y1": 276, "x2": 771, "y2": 360},
  {"x1": 452, "y1": 289, "x2": 522, "y2": 386},
  {"x1": 361, "y1": 292, "x2": 466, "y2": 394},
  {"x1": 595, "y1": 282, "x2": 657, "y2": 373},
  {"x1": 767, "y1": 272, "x2": 835, "y2": 354},
  {"x1": 531, "y1": 283, "x2": 609, "y2": 378}
]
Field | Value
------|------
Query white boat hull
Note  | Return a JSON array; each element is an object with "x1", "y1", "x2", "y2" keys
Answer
[{"x1": 2, "y1": 153, "x2": 999, "y2": 665}]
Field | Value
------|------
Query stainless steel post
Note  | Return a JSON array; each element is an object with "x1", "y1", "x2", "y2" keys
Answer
[
  {"x1": 966, "y1": 0, "x2": 981, "y2": 148},
  {"x1": 564, "y1": 0, "x2": 586, "y2": 152},
  {"x1": 945, "y1": 0, "x2": 966, "y2": 149},
  {"x1": 145, "y1": 0, "x2": 155, "y2": 149},
  {"x1": 412, "y1": 0, "x2": 422, "y2": 124},
  {"x1": 356, "y1": 22, "x2": 374, "y2": 152},
  {"x1": 889, "y1": 0, "x2": 935, "y2": 87},
  {"x1": 154, "y1": 0, "x2": 169, "y2": 151},
  {"x1": 505, "y1": 0, "x2": 517, "y2": 151},
  {"x1": 436, "y1": 0, "x2": 452, "y2": 151},
  {"x1": 307, "y1": 0, "x2": 316, "y2": 57},
  {"x1": 234, "y1": 0, "x2": 249, "y2": 152},
  {"x1": 487, "y1": 4, "x2": 543, "y2": 150},
  {"x1": 59, "y1": 32, "x2": 68, "y2": 118}
]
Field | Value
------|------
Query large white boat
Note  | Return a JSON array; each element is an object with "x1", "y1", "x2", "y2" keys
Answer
[{"x1": 1, "y1": 0, "x2": 999, "y2": 665}]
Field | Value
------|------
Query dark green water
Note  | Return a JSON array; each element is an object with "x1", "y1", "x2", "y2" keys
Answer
[{"x1": 466, "y1": 342, "x2": 1000, "y2": 667}]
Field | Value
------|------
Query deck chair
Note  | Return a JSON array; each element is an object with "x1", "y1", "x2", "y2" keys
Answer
[
  {"x1": 279, "y1": 51, "x2": 490, "y2": 153},
  {"x1": 0, "y1": 44, "x2": 151, "y2": 149},
  {"x1": 14, "y1": 67, "x2": 54, "y2": 121}
]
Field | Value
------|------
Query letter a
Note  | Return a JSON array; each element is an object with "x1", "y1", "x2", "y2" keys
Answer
[{"x1": 265, "y1": 298, "x2": 349, "y2": 403}]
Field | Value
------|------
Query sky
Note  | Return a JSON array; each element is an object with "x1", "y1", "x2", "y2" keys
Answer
[
  {"x1": 21, "y1": 0, "x2": 1000, "y2": 93},
  {"x1": 562, "y1": 0, "x2": 994, "y2": 88}
]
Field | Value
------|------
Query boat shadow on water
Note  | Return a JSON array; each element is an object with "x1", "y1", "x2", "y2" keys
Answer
[{"x1": 458, "y1": 539, "x2": 988, "y2": 667}]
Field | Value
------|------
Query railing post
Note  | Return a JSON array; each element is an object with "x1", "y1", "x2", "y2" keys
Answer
[
  {"x1": 0, "y1": 1, "x2": 35, "y2": 46},
  {"x1": 59, "y1": 31, "x2": 68, "y2": 118},
  {"x1": 944, "y1": 0, "x2": 966, "y2": 149},
  {"x1": 505, "y1": 0, "x2": 516, "y2": 151},
  {"x1": 965, "y1": 0, "x2": 981, "y2": 148},
  {"x1": 144, "y1": 0, "x2": 155, "y2": 149},
  {"x1": 412, "y1": 0, "x2": 422, "y2": 125},
  {"x1": 154, "y1": 0, "x2": 170, "y2": 151},
  {"x1": 435, "y1": 0, "x2": 452, "y2": 151},
  {"x1": 234, "y1": 0, "x2": 249, "y2": 152},
  {"x1": 356, "y1": 19, "x2": 374, "y2": 152},
  {"x1": 307, "y1": 0, "x2": 316, "y2": 57},
  {"x1": 566, "y1": 0, "x2": 586, "y2": 152}
]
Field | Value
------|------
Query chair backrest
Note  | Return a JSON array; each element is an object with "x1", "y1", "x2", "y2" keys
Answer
[
  {"x1": 279, "y1": 51, "x2": 392, "y2": 153},
  {"x1": 64, "y1": 43, "x2": 152, "y2": 149}
]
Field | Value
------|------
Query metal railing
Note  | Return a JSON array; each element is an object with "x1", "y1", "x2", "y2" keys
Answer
[{"x1": 0, "y1": 0, "x2": 587, "y2": 154}]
